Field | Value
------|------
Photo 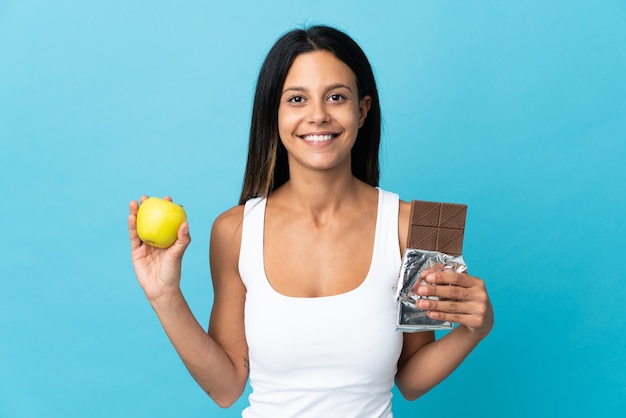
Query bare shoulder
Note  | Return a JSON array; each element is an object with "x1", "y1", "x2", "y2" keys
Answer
[
  {"x1": 213, "y1": 205, "x2": 245, "y2": 231},
  {"x1": 399, "y1": 199, "x2": 412, "y2": 221},
  {"x1": 211, "y1": 205, "x2": 245, "y2": 246},
  {"x1": 210, "y1": 205, "x2": 246, "y2": 279}
]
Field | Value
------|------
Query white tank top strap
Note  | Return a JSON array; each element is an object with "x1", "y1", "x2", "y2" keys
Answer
[
  {"x1": 239, "y1": 197, "x2": 266, "y2": 290},
  {"x1": 375, "y1": 188, "x2": 401, "y2": 265}
]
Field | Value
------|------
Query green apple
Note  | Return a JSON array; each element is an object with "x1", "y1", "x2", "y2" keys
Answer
[{"x1": 136, "y1": 197, "x2": 187, "y2": 248}]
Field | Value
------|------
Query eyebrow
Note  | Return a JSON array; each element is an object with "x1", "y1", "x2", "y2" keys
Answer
[{"x1": 282, "y1": 83, "x2": 353, "y2": 95}]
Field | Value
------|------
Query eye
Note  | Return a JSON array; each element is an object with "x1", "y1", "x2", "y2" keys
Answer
[
  {"x1": 287, "y1": 95, "x2": 305, "y2": 104},
  {"x1": 328, "y1": 93, "x2": 346, "y2": 102}
]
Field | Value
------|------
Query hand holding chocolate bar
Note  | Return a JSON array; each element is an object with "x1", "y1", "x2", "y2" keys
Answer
[
  {"x1": 395, "y1": 200, "x2": 493, "y2": 334},
  {"x1": 414, "y1": 266, "x2": 493, "y2": 336}
]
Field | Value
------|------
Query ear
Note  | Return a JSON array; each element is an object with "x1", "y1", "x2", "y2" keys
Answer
[{"x1": 357, "y1": 95, "x2": 372, "y2": 128}]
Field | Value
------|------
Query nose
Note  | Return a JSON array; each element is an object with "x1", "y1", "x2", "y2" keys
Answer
[{"x1": 308, "y1": 99, "x2": 330, "y2": 124}]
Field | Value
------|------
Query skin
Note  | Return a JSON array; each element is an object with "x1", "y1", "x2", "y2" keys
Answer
[{"x1": 128, "y1": 50, "x2": 494, "y2": 408}]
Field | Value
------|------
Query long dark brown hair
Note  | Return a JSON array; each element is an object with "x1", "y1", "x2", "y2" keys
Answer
[{"x1": 239, "y1": 25, "x2": 381, "y2": 205}]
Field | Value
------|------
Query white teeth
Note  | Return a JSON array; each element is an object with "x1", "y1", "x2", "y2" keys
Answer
[{"x1": 302, "y1": 134, "x2": 334, "y2": 142}]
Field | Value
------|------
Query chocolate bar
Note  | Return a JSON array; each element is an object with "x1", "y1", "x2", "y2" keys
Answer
[{"x1": 395, "y1": 200, "x2": 468, "y2": 332}]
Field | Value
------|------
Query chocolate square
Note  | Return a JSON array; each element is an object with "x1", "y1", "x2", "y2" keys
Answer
[
  {"x1": 409, "y1": 201, "x2": 441, "y2": 227},
  {"x1": 436, "y1": 228, "x2": 465, "y2": 256},
  {"x1": 439, "y1": 203, "x2": 467, "y2": 230},
  {"x1": 408, "y1": 226, "x2": 438, "y2": 251}
]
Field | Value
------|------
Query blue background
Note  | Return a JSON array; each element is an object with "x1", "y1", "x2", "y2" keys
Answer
[{"x1": 1, "y1": 1, "x2": 625, "y2": 417}]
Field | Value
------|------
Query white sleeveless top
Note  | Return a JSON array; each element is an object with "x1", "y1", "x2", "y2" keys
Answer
[{"x1": 239, "y1": 188, "x2": 403, "y2": 418}]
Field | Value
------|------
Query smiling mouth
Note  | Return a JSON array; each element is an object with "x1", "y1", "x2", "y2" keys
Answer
[{"x1": 299, "y1": 134, "x2": 338, "y2": 142}]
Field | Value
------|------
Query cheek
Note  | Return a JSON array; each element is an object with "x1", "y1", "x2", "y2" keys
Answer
[
  {"x1": 340, "y1": 107, "x2": 363, "y2": 130},
  {"x1": 277, "y1": 108, "x2": 298, "y2": 132},
  {"x1": 277, "y1": 118, "x2": 298, "y2": 147}
]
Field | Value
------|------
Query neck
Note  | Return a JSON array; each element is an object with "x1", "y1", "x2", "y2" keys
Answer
[
  {"x1": 296, "y1": 175, "x2": 355, "y2": 203},
  {"x1": 274, "y1": 167, "x2": 373, "y2": 219},
  {"x1": 268, "y1": 151, "x2": 379, "y2": 222}
]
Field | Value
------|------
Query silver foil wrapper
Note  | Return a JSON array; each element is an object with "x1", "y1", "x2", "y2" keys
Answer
[{"x1": 394, "y1": 249, "x2": 467, "y2": 332}]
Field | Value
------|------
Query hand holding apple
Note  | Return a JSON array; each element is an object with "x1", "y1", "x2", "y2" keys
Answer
[
  {"x1": 136, "y1": 197, "x2": 187, "y2": 248},
  {"x1": 129, "y1": 196, "x2": 191, "y2": 302}
]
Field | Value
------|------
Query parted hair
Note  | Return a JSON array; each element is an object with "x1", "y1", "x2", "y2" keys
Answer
[{"x1": 238, "y1": 25, "x2": 382, "y2": 205}]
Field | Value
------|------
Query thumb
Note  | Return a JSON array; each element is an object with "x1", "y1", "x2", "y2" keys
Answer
[{"x1": 170, "y1": 222, "x2": 191, "y2": 260}]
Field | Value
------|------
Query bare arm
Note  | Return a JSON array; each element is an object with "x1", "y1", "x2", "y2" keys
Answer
[
  {"x1": 128, "y1": 198, "x2": 249, "y2": 407},
  {"x1": 395, "y1": 273, "x2": 493, "y2": 400},
  {"x1": 395, "y1": 200, "x2": 494, "y2": 400}
]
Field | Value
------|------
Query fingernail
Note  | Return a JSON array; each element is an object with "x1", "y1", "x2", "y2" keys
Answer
[
  {"x1": 416, "y1": 283, "x2": 428, "y2": 296},
  {"x1": 427, "y1": 311, "x2": 438, "y2": 319}
]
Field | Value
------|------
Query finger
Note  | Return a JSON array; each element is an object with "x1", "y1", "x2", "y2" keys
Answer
[
  {"x1": 168, "y1": 222, "x2": 191, "y2": 262},
  {"x1": 176, "y1": 222, "x2": 191, "y2": 246},
  {"x1": 129, "y1": 200, "x2": 139, "y2": 216},
  {"x1": 425, "y1": 310, "x2": 464, "y2": 325},
  {"x1": 139, "y1": 195, "x2": 149, "y2": 203},
  {"x1": 422, "y1": 271, "x2": 474, "y2": 287},
  {"x1": 418, "y1": 298, "x2": 492, "y2": 331},
  {"x1": 417, "y1": 298, "x2": 469, "y2": 315},
  {"x1": 415, "y1": 281, "x2": 473, "y2": 301},
  {"x1": 418, "y1": 264, "x2": 445, "y2": 278},
  {"x1": 128, "y1": 213, "x2": 142, "y2": 250},
  {"x1": 164, "y1": 195, "x2": 173, "y2": 202}
]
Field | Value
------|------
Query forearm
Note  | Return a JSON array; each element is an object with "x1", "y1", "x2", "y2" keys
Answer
[
  {"x1": 395, "y1": 326, "x2": 485, "y2": 400},
  {"x1": 149, "y1": 289, "x2": 247, "y2": 407}
]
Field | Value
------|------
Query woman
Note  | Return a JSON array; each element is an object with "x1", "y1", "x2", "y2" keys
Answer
[{"x1": 129, "y1": 25, "x2": 493, "y2": 417}]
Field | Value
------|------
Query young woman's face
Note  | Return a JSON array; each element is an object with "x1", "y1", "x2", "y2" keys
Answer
[{"x1": 277, "y1": 50, "x2": 371, "y2": 176}]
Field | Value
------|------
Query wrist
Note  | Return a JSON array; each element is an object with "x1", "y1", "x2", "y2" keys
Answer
[
  {"x1": 452, "y1": 323, "x2": 491, "y2": 344},
  {"x1": 148, "y1": 287, "x2": 185, "y2": 311}
]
